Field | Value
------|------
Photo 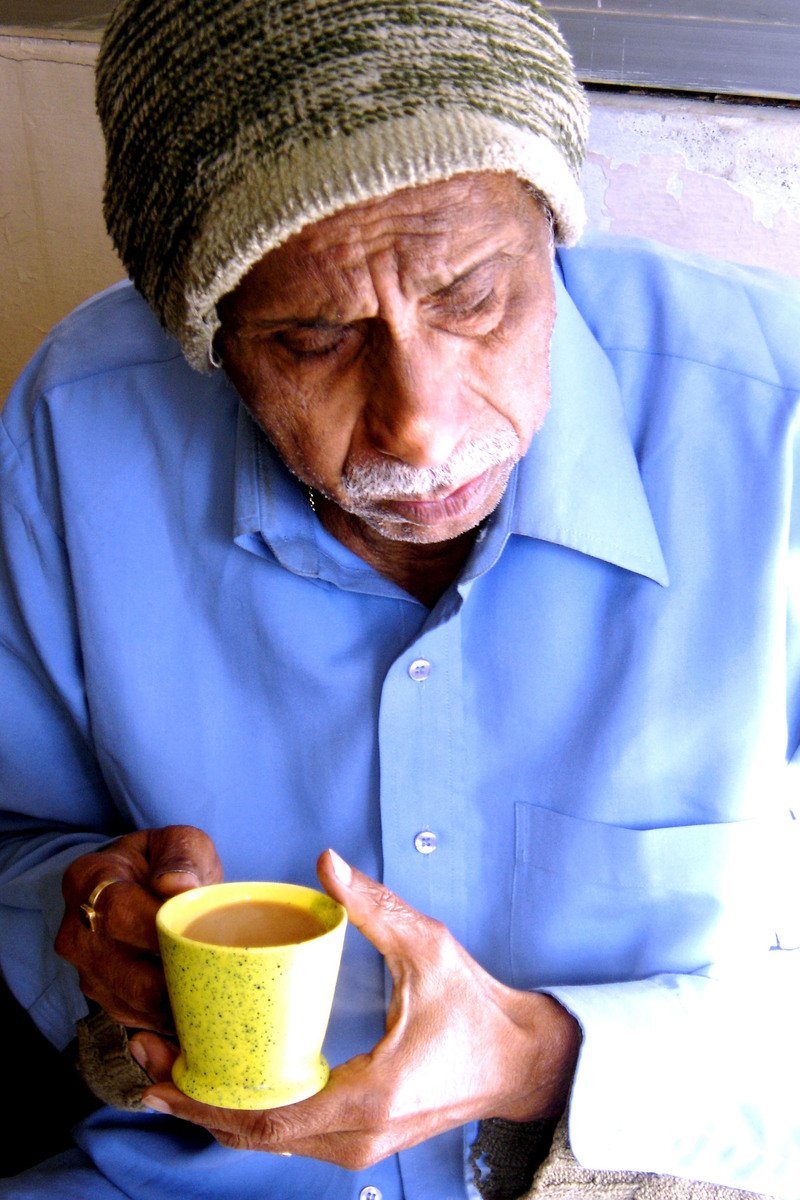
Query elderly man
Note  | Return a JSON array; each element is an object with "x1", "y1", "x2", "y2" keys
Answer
[{"x1": 0, "y1": 1, "x2": 798, "y2": 1198}]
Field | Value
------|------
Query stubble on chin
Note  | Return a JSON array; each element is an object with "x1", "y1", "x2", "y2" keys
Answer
[{"x1": 344, "y1": 455, "x2": 518, "y2": 545}]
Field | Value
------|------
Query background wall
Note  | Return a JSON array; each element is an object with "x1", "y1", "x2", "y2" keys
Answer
[
  {"x1": 1, "y1": 35, "x2": 120, "y2": 400},
  {"x1": 2, "y1": 31, "x2": 800, "y2": 401}
]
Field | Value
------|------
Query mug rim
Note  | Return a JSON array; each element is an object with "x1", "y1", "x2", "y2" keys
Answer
[{"x1": 156, "y1": 880, "x2": 347, "y2": 948}]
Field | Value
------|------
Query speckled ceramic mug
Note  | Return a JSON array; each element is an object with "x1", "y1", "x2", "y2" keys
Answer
[{"x1": 156, "y1": 881, "x2": 347, "y2": 1110}]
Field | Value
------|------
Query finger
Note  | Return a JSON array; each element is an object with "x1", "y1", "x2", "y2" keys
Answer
[
  {"x1": 141, "y1": 1055, "x2": 371, "y2": 1149},
  {"x1": 56, "y1": 832, "x2": 220, "y2": 1033},
  {"x1": 317, "y1": 849, "x2": 434, "y2": 961},
  {"x1": 148, "y1": 826, "x2": 224, "y2": 896},
  {"x1": 87, "y1": 880, "x2": 164, "y2": 953},
  {"x1": 59, "y1": 856, "x2": 163, "y2": 954},
  {"x1": 129, "y1": 1031, "x2": 180, "y2": 1082},
  {"x1": 141, "y1": 1057, "x2": 407, "y2": 1168},
  {"x1": 62, "y1": 841, "x2": 147, "y2": 907},
  {"x1": 73, "y1": 827, "x2": 223, "y2": 948},
  {"x1": 77, "y1": 952, "x2": 174, "y2": 1032}
]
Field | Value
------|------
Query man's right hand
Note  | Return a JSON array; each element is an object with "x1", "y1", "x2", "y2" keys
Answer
[{"x1": 56, "y1": 825, "x2": 223, "y2": 1033}]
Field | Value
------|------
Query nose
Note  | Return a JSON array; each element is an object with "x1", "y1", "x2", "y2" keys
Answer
[{"x1": 362, "y1": 328, "x2": 473, "y2": 469}]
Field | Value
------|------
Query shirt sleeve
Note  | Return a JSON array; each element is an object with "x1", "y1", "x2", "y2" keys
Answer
[
  {"x1": 543, "y1": 403, "x2": 800, "y2": 1199},
  {"x1": 546, "y1": 945, "x2": 800, "y2": 1198},
  {"x1": 0, "y1": 362, "x2": 119, "y2": 1050}
]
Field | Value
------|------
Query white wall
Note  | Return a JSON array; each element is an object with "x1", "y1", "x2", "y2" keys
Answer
[
  {"x1": 1, "y1": 35, "x2": 121, "y2": 400},
  {"x1": 2, "y1": 32, "x2": 800, "y2": 401}
]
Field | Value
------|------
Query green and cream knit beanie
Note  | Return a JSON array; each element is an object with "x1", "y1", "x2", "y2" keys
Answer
[{"x1": 97, "y1": 0, "x2": 589, "y2": 371}]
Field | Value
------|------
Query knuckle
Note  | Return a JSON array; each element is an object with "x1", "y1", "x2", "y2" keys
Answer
[
  {"x1": 98, "y1": 879, "x2": 133, "y2": 918},
  {"x1": 105, "y1": 831, "x2": 140, "y2": 857},
  {"x1": 157, "y1": 836, "x2": 198, "y2": 869},
  {"x1": 61, "y1": 851, "x2": 109, "y2": 900},
  {"x1": 252, "y1": 1108, "x2": 296, "y2": 1144},
  {"x1": 162, "y1": 823, "x2": 208, "y2": 851},
  {"x1": 151, "y1": 825, "x2": 221, "y2": 881},
  {"x1": 371, "y1": 886, "x2": 421, "y2": 933},
  {"x1": 209, "y1": 1107, "x2": 294, "y2": 1152},
  {"x1": 372, "y1": 885, "x2": 405, "y2": 915}
]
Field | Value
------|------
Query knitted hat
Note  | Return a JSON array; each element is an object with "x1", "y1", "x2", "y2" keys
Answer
[{"x1": 97, "y1": 0, "x2": 589, "y2": 371}]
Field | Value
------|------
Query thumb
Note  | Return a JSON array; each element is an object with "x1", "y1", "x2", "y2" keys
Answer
[
  {"x1": 316, "y1": 848, "x2": 429, "y2": 961},
  {"x1": 148, "y1": 825, "x2": 224, "y2": 898}
]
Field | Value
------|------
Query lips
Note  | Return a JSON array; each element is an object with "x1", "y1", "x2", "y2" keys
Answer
[{"x1": 375, "y1": 466, "x2": 499, "y2": 525}]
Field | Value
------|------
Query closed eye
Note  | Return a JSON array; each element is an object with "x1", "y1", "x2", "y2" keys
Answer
[
  {"x1": 428, "y1": 284, "x2": 503, "y2": 335},
  {"x1": 441, "y1": 289, "x2": 498, "y2": 318},
  {"x1": 427, "y1": 258, "x2": 506, "y2": 330},
  {"x1": 274, "y1": 324, "x2": 351, "y2": 359}
]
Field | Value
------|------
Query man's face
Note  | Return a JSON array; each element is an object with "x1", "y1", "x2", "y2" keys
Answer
[{"x1": 218, "y1": 172, "x2": 556, "y2": 546}]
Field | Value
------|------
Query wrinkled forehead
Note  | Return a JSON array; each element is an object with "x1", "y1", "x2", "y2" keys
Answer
[{"x1": 218, "y1": 172, "x2": 548, "y2": 319}]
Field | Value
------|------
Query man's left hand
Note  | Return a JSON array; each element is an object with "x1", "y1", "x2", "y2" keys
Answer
[{"x1": 130, "y1": 850, "x2": 581, "y2": 1170}]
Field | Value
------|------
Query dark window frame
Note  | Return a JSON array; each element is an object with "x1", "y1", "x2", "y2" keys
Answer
[{"x1": 546, "y1": 2, "x2": 800, "y2": 102}]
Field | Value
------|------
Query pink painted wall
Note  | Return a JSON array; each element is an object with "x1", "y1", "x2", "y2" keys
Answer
[{"x1": 583, "y1": 92, "x2": 800, "y2": 280}]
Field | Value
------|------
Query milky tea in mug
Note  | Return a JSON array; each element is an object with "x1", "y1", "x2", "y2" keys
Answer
[{"x1": 157, "y1": 881, "x2": 347, "y2": 1109}]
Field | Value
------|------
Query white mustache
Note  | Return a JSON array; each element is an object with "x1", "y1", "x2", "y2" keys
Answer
[{"x1": 341, "y1": 429, "x2": 520, "y2": 504}]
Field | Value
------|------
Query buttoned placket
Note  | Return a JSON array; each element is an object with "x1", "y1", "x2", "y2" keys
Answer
[{"x1": 377, "y1": 597, "x2": 479, "y2": 1198}]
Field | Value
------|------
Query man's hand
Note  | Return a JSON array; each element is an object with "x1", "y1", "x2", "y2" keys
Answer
[
  {"x1": 130, "y1": 850, "x2": 581, "y2": 1169},
  {"x1": 56, "y1": 825, "x2": 223, "y2": 1032}
]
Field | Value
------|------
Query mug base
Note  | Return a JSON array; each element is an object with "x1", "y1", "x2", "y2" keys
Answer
[{"x1": 171, "y1": 1054, "x2": 331, "y2": 1110}]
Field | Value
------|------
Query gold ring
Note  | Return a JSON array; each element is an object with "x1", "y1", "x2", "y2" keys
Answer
[{"x1": 79, "y1": 878, "x2": 125, "y2": 933}]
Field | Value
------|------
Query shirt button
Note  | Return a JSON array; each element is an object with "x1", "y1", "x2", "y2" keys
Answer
[
  {"x1": 414, "y1": 829, "x2": 438, "y2": 855},
  {"x1": 359, "y1": 1188, "x2": 383, "y2": 1200},
  {"x1": 408, "y1": 658, "x2": 431, "y2": 681}
]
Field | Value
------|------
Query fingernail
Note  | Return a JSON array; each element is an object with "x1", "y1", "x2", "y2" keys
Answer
[
  {"x1": 153, "y1": 867, "x2": 199, "y2": 883},
  {"x1": 328, "y1": 849, "x2": 352, "y2": 885},
  {"x1": 129, "y1": 1042, "x2": 149, "y2": 1074},
  {"x1": 145, "y1": 1095, "x2": 172, "y2": 1115}
]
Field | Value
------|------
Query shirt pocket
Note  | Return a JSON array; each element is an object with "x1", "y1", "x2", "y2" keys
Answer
[{"x1": 510, "y1": 802, "x2": 776, "y2": 988}]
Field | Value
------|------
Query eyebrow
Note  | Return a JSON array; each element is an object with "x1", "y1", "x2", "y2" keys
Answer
[
  {"x1": 220, "y1": 296, "x2": 354, "y2": 336},
  {"x1": 227, "y1": 315, "x2": 342, "y2": 334},
  {"x1": 225, "y1": 248, "x2": 522, "y2": 333},
  {"x1": 422, "y1": 250, "x2": 518, "y2": 300}
]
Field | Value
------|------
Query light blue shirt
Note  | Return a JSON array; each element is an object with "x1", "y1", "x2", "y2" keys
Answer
[{"x1": 1, "y1": 234, "x2": 799, "y2": 1199}]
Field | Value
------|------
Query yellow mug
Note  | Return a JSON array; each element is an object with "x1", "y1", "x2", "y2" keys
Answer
[{"x1": 156, "y1": 881, "x2": 347, "y2": 1109}]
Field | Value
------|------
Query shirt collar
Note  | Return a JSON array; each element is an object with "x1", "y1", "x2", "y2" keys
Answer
[
  {"x1": 233, "y1": 402, "x2": 324, "y2": 578},
  {"x1": 231, "y1": 261, "x2": 668, "y2": 590},
  {"x1": 506, "y1": 264, "x2": 669, "y2": 587},
  {"x1": 233, "y1": 403, "x2": 413, "y2": 597}
]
